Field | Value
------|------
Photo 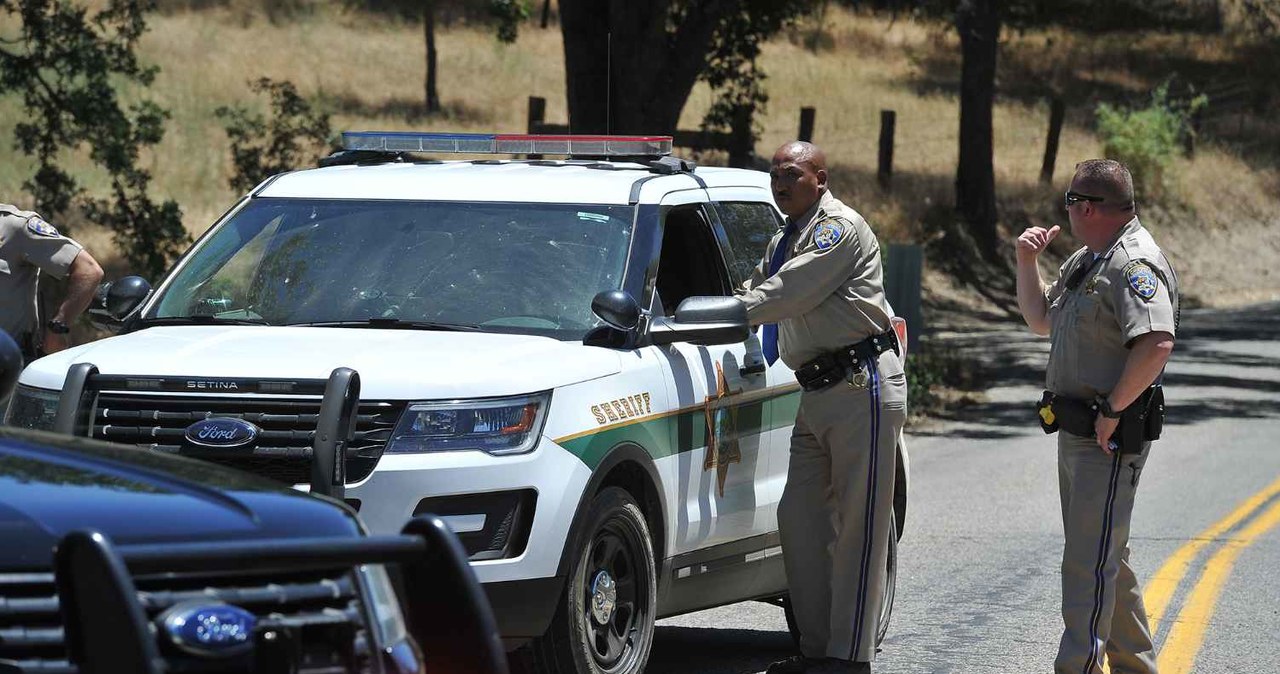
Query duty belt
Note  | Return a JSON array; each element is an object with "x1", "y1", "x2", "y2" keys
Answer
[
  {"x1": 1036, "y1": 386, "x2": 1164, "y2": 455},
  {"x1": 794, "y1": 329, "x2": 900, "y2": 392}
]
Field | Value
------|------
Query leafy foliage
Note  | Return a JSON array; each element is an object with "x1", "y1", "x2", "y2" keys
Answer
[
  {"x1": 0, "y1": 0, "x2": 188, "y2": 278},
  {"x1": 698, "y1": 0, "x2": 816, "y2": 151},
  {"x1": 1095, "y1": 84, "x2": 1205, "y2": 201},
  {"x1": 488, "y1": 0, "x2": 530, "y2": 43},
  {"x1": 215, "y1": 78, "x2": 333, "y2": 194}
]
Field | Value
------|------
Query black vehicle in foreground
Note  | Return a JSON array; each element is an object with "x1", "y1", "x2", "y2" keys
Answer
[{"x1": 0, "y1": 332, "x2": 506, "y2": 674}]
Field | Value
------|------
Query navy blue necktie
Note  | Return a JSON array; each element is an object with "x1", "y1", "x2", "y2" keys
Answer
[{"x1": 761, "y1": 220, "x2": 799, "y2": 365}]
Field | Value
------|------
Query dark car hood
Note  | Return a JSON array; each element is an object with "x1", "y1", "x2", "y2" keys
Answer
[{"x1": 0, "y1": 428, "x2": 359, "y2": 571}]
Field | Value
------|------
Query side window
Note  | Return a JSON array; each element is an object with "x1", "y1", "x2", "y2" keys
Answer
[
  {"x1": 653, "y1": 205, "x2": 731, "y2": 316},
  {"x1": 715, "y1": 201, "x2": 783, "y2": 286}
]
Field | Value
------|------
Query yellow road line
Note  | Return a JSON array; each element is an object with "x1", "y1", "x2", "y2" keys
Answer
[
  {"x1": 1143, "y1": 474, "x2": 1280, "y2": 634},
  {"x1": 1157, "y1": 496, "x2": 1280, "y2": 674}
]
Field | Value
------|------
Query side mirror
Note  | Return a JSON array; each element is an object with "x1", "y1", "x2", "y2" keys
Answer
[
  {"x1": 104, "y1": 276, "x2": 152, "y2": 320},
  {"x1": 649, "y1": 296, "x2": 749, "y2": 346},
  {"x1": 591, "y1": 290, "x2": 641, "y2": 331}
]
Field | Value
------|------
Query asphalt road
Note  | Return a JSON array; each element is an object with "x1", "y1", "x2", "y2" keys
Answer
[{"x1": 648, "y1": 303, "x2": 1280, "y2": 674}]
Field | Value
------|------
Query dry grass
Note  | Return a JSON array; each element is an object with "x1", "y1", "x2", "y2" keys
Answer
[{"x1": 1, "y1": 3, "x2": 1277, "y2": 304}]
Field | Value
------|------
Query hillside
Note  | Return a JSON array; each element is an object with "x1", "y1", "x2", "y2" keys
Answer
[{"x1": 1, "y1": 3, "x2": 1277, "y2": 311}]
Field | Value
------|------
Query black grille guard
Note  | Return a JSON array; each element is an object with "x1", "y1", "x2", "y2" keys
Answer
[
  {"x1": 52, "y1": 364, "x2": 361, "y2": 500},
  {"x1": 54, "y1": 516, "x2": 508, "y2": 674}
]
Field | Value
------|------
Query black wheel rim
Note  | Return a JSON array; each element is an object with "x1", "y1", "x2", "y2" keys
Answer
[{"x1": 583, "y1": 517, "x2": 648, "y2": 670}]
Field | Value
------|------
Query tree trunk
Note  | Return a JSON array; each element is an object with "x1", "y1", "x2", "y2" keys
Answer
[
  {"x1": 424, "y1": 0, "x2": 440, "y2": 114},
  {"x1": 955, "y1": 0, "x2": 1000, "y2": 259},
  {"x1": 558, "y1": 0, "x2": 730, "y2": 134},
  {"x1": 541, "y1": 0, "x2": 552, "y2": 28}
]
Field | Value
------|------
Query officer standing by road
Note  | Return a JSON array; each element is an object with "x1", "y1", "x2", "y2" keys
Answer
[
  {"x1": 739, "y1": 142, "x2": 907, "y2": 674},
  {"x1": 1015, "y1": 159, "x2": 1177, "y2": 674},
  {"x1": 1, "y1": 204, "x2": 104, "y2": 364}
]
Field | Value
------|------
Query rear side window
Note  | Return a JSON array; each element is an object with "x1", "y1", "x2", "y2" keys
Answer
[{"x1": 715, "y1": 202, "x2": 783, "y2": 286}]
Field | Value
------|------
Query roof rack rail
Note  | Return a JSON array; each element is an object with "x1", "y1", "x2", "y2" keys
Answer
[{"x1": 318, "y1": 149, "x2": 403, "y2": 168}]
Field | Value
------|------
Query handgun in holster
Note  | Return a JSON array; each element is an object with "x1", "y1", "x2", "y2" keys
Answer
[{"x1": 1035, "y1": 386, "x2": 1164, "y2": 455}]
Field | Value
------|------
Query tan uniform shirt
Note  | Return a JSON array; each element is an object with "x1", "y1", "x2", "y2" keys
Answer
[
  {"x1": 739, "y1": 190, "x2": 895, "y2": 371},
  {"x1": 0, "y1": 204, "x2": 82, "y2": 340},
  {"x1": 1046, "y1": 217, "x2": 1178, "y2": 400}
]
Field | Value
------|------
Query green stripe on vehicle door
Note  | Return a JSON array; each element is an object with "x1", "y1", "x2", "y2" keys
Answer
[{"x1": 555, "y1": 387, "x2": 802, "y2": 469}]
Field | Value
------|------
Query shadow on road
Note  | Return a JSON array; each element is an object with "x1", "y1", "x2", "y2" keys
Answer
[
  {"x1": 914, "y1": 303, "x2": 1280, "y2": 438},
  {"x1": 646, "y1": 626, "x2": 794, "y2": 674}
]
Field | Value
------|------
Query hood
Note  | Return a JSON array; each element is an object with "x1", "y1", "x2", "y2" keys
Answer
[
  {"x1": 0, "y1": 427, "x2": 358, "y2": 571},
  {"x1": 21, "y1": 326, "x2": 622, "y2": 398}
]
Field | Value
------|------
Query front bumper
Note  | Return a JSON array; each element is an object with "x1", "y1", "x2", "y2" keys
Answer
[{"x1": 343, "y1": 438, "x2": 592, "y2": 585}]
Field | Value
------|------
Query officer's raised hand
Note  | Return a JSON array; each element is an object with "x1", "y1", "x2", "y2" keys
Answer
[{"x1": 1015, "y1": 225, "x2": 1061, "y2": 261}]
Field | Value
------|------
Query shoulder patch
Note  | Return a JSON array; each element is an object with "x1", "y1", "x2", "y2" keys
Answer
[
  {"x1": 813, "y1": 221, "x2": 844, "y2": 250},
  {"x1": 1124, "y1": 261, "x2": 1159, "y2": 301},
  {"x1": 26, "y1": 216, "x2": 59, "y2": 238}
]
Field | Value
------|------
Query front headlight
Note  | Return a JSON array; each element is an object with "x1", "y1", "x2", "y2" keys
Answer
[
  {"x1": 386, "y1": 392, "x2": 550, "y2": 456},
  {"x1": 4, "y1": 385, "x2": 60, "y2": 431}
]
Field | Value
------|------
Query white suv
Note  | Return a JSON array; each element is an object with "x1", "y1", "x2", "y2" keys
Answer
[{"x1": 7, "y1": 132, "x2": 909, "y2": 674}]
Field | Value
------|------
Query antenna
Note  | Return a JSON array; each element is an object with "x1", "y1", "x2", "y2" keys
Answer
[{"x1": 606, "y1": 31, "x2": 612, "y2": 135}]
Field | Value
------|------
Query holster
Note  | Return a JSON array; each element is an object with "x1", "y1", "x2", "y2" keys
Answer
[
  {"x1": 1035, "y1": 386, "x2": 1164, "y2": 455},
  {"x1": 794, "y1": 329, "x2": 900, "y2": 393},
  {"x1": 17, "y1": 332, "x2": 40, "y2": 365}
]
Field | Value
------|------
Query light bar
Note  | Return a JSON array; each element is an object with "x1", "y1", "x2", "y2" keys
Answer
[{"x1": 342, "y1": 131, "x2": 672, "y2": 157}]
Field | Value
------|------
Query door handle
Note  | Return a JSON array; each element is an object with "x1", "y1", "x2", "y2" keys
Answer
[{"x1": 740, "y1": 362, "x2": 767, "y2": 377}]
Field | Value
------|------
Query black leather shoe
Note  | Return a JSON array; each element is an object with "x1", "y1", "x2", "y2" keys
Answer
[{"x1": 765, "y1": 655, "x2": 825, "y2": 673}]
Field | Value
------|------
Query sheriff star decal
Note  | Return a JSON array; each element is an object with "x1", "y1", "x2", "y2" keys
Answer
[
  {"x1": 26, "y1": 217, "x2": 59, "y2": 238},
  {"x1": 703, "y1": 362, "x2": 743, "y2": 498},
  {"x1": 813, "y1": 222, "x2": 843, "y2": 250},
  {"x1": 1125, "y1": 262, "x2": 1159, "y2": 302}
]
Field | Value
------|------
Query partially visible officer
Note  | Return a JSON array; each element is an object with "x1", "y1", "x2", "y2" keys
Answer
[
  {"x1": 739, "y1": 142, "x2": 907, "y2": 674},
  {"x1": 0, "y1": 204, "x2": 104, "y2": 364},
  {"x1": 1015, "y1": 159, "x2": 1177, "y2": 674}
]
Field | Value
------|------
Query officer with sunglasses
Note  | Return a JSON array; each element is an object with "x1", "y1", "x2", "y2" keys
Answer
[{"x1": 1015, "y1": 160, "x2": 1178, "y2": 674}]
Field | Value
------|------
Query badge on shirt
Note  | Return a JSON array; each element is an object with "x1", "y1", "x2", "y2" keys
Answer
[
  {"x1": 1125, "y1": 262, "x2": 1159, "y2": 301},
  {"x1": 813, "y1": 222, "x2": 843, "y2": 250},
  {"x1": 26, "y1": 216, "x2": 59, "y2": 238}
]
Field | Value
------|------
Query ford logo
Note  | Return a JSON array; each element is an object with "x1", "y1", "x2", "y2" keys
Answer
[
  {"x1": 184, "y1": 417, "x2": 260, "y2": 449},
  {"x1": 158, "y1": 602, "x2": 257, "y2": 658}
]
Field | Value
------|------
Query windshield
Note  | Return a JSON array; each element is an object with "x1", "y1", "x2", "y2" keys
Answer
[{"x1": 150, "y1": 198, "x2": 634, "y2": 339}]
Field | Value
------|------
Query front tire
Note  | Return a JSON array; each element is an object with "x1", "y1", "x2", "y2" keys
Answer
[
  {"x1": 783, "y1": 509, "x2": 898, "y2": 648},
  {"x1": 529, "y1": 487, "x2": 656, "y2": 674}
]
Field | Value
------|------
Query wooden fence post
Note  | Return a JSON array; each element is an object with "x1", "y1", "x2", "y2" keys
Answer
[
  {"x1": 728, "y1": 106, "x2": 754, "y2": 168},
  {"x1": 1039, "y1": 97, "x2": 1065, "y2": 184},
  {"x1": 878, "y1": 110, "x2": 896, "y2": 190},
  {"x1": 798, "y1": 107, "x2": 816, "y2": 143},
  {"x1": 527, "y1": 96, "x2": 547, "y2": 159}
]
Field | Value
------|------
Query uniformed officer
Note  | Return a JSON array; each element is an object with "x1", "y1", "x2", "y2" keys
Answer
[
  {"x1": 1015, "y1": 159, "x2": 1177, "y2": 674},
  {"x1": 0, "y1": 204, "x2": 104, "y2": 364},
  {"x1": 739, "y1": 142, "x2": 907, "y2": 674}
]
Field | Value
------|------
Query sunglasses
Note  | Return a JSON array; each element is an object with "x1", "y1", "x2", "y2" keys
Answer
[{"x1": 1064, "y1": 190, "x2": 1106, "y2": 208}]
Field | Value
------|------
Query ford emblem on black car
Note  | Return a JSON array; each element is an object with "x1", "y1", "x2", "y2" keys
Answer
[
  {"x1": 184, "y1": 418, "x2": 260, "y2": 448},
  {"x1": 159, "y1": 602, "x2": 257, "y2": 658}
]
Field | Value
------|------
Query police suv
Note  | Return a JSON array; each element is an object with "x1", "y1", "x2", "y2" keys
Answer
[{"x1": 6, "y1": 132, "x2": 909, "y2": 674}]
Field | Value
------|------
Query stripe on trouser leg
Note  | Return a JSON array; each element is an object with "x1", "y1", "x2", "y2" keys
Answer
[
  {"x1": 1082, "y1": 453, "x2": 1123, "y2": 674},
  {"x1": 849, "y1": 357, "x2": 881, "y2": 660}
]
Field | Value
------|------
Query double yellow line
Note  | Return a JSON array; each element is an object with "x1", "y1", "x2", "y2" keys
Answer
[{"x1": 1137, "y1": 475, "x2": 1280, "y2": 673}]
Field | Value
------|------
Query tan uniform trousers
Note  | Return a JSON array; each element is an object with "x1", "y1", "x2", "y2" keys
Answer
[
  {"x1": 779, "y1": 350, "x2": 907, "y2": 662},
  {"x1": 1057, "y1": 431, "x2": 1158, "y2": 674}
]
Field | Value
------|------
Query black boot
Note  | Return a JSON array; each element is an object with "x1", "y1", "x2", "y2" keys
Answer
[{"x1": 765, "y1": 655, "x2": 826, "y2": 673}]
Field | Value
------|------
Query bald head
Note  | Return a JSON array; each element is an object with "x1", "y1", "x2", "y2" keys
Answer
[
  {"x1": 770, "y1": 141, "x2": 829, "y2": 217},
  {"x1": 1071, "y1": 159, "x2": 1135, "y2": 213},
  {"x1": 773, "y1": 141, "x2": 827, "y2": 174}
]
